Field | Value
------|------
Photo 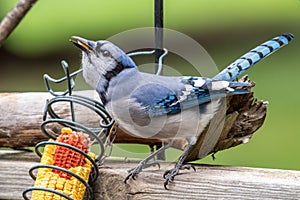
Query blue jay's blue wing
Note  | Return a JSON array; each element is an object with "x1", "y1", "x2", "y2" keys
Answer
[
  {"x1": 132, "y1": 76, "x2": 251, "y2": 117},
  {"x1": 213, "y1": 33, "x2": 294, "y2": 81},
  {"x1": 133, "y1": 33, "x2": 293, "y2": 117}
]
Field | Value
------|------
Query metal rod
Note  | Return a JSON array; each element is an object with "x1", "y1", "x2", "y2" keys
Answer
[
  {"x1": 61, "y1": 61, "x2": 76, "y2": 122},
  {"x1": 154, "y1": 0, "x2": 166, "y2": 160},
  {"x1": 154, "y1": 0, "x2": 164, "y2": 75}
]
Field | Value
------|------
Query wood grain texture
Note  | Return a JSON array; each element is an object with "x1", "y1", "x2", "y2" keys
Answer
[
  {"x1": 0, "y1": 91, "x2": 163, "y2": 148},
  {"x1": 1, "y1": 151, "x2": 300, "y2": 200},
  {"x1": 0, "y1": 79, "x2": 266, "y2": 156},
  {"x1": 0, "y1": 77, "x2": 267, "y2": 168},
  {"x1": 97, "y1": 162, "x2": 300, "y2": 200}
]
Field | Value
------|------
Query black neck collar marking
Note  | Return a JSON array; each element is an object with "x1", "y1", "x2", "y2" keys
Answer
[{"x1": 98, "y1": 61, "x2": 133, "y2": 105}]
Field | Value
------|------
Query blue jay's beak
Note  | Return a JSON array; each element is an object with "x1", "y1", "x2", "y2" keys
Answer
[{"x1": 70, "y1": 36, "x2": 95, "y2": 54}]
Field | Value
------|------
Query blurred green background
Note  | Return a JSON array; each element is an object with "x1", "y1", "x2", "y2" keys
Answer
[{"x1": 1, "y1": 0, "x2": 299, "y2": 170}]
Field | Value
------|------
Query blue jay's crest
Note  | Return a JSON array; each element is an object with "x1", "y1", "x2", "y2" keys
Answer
[
  {"x1": 70, "y1": 36, "x2": 137, "y2": 104},
  {"x1": 118, "y1": 53, "x2": 136, "y2": 68}
]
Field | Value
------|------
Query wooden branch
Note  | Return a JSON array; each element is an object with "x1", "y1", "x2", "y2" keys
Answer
[
  {"x1": 0, "y1": 92, "x2": 49, "y2": 147},
  {"x1": 0, "y1": 77, "x2": 267, "y2": 161},
  {"x1": 0, "y1": 0, "x2": 38, "y2": 47},
  {"x1": 0, "y1": 91, "x2": 163, "y2": 148},
  {"x1": 1, "y1": 151, "x2": 300, "y2": 200}
]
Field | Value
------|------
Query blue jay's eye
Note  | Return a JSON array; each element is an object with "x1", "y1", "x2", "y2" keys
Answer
[{"x1": 102, "y1": 50, "x2": 111, "y2": 57}]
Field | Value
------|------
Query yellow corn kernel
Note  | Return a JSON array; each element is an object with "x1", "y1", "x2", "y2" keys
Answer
[
  {"x1": 31, "y1": 128, "x2": 95, "y2": 200},
  {"x1": 55, "y1": 181, "x2": 64, "y2": 190},
  {"x1": 61, "y1": 127, "x2": 73, "y2": 134}
]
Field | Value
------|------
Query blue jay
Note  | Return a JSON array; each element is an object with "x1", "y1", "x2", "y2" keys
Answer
[{"x1": 71, "y1": 33, "x2": 294, "y2": 189}]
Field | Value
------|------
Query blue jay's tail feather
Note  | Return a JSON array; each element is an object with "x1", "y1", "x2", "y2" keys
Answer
[{"x1": 213, "y1": 33, "x2": 294, "y2": 81}]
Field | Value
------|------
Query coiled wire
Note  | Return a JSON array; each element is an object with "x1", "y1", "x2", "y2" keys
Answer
[
  {"x1": 23, "y1": 61, "x2": 115, "y2": 200},
  {"x1": 23, "y1": 48, "x2": 168, "y2": 199}
]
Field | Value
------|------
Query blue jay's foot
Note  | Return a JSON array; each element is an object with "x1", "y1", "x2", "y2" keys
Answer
[
  {"x1": 124, "y1": 160, "x2": 146, "y2": 182},
  {"x1": 124, "y1": 160, "x2": 161, "y2": 183},
  {"x1": 163, "y1": 163, "x2": 196, "y2": 189},
  {"x1": 162, "y1": 142, "x2": 195, "y2": 189},
  {"x1": 124, "y1": 143, "x2": 170, "y2": 184}
]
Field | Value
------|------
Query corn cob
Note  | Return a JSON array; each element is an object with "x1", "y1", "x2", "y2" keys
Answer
[{"x1": 31, "y1": 127, "x2": 95, "y2": 200}]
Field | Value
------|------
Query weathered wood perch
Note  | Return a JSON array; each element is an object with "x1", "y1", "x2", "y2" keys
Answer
[
  {"x1": 0, "y1": 91, "x2": 163, "y2": 148},
  {"x1": 0, "y1": 76, "x2": 267, "y2": 164},
  {"x1": 1, "y1": 151, "x2": 300, "y2": 200}
]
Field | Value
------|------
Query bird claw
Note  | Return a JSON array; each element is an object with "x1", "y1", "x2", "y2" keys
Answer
[
  {"x1": 163, "y1": 164, "x2": 196, "y2": 189},
  {"x1": 124, "y1": 160, "x2": 161, "y2": 183},
  {"x1": 124, "y1": 166, "x2": 141, "y2": 183},
  {"x1": 163, "y1": 168, "x2": 179, "y2": 189},
  {"x1": 180, "y1": 164, "x2": 196, "y2": 172}
]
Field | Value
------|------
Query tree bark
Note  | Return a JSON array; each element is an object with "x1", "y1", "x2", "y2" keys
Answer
[
  {"x1": 0, "y1": 0, "x2": 38, "y2": 47},
  {"x1": 0, "y1": 91, "x2": 163, "y2": 148},
  {"x1": 0, "y1": 85, "x2": 267, "y2": 161}
]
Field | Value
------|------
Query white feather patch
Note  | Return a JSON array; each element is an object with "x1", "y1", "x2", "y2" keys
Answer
[
  {"x1": 170, "y1": 84, "x2": 193, "y2": 106},
  {"x1": 225, "y1": 87, "x2": 235, "y2": 92},
  {"x1": 211, "y1": 81, "x2": 230, "y2": 90},
  {"x1": 185, "y1": 84, "x2": 193, "y2": 91},
  {"x1": 194, "y1": 78, "x2": 206, "y2": 87}
]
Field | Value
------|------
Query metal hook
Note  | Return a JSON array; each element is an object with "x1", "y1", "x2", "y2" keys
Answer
[
  {"x1": 43, "y1": 60, "x2": 82, "y2": 96},
  {"x1": 127, "y1": 48, "x2": 168, "y2": 75}
]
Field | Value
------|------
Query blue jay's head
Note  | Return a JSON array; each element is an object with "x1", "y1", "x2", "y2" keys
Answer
[{"x1": 70, "y1": 36, "x2": 136, "y2": 89}]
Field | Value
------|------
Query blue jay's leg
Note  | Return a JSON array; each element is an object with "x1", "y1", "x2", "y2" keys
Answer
[
  {"x1": 143, "y1": 143, "x2": 168, "y2": 172},
  {"x1": 124, "y1": 142, "x2": 172, "y2": 183},
  {"x1": 163, "y1": 142, "x2": 196, "y2": 190}
]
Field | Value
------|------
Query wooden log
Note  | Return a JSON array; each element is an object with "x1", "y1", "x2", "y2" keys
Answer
[
  {"x1": 0, "y1": 92, "x2": 50, "y2": 147},
  {"x1": 1, "y1": 151, "x2": 300, "y2": 200},
  {"x1": 0, "y1": 91, "x2": 163, "y2": 148},
  {"x1": 0, "y1": 77, "x2": 267, "y2": 161}
]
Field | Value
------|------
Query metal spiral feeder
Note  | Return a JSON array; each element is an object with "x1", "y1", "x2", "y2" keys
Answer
[
  {"x1": 22, "y1": 45, "x2": 168, "y2": 199},
  {"x1": 22, "y1": 60, "x2": 116, "y2": 200}
]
